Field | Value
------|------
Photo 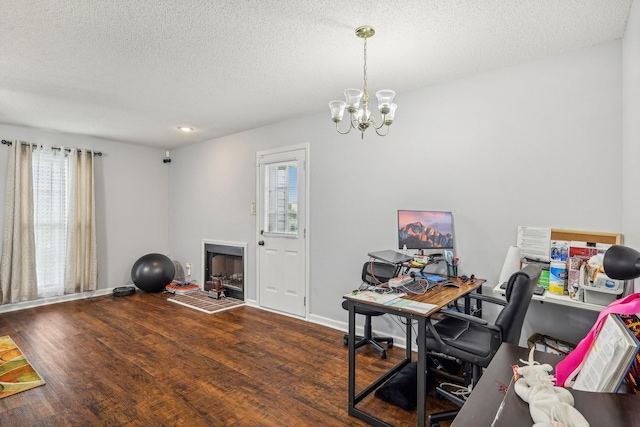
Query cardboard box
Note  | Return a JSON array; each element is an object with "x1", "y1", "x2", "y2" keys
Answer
[{"x1": 567, "y1": 257, "x2": 584, "y2": 301}]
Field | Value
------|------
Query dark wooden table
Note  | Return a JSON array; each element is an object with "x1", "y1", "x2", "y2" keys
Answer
[{"x1": 452, "y1": 343, "x2": 640, "y2": 427}]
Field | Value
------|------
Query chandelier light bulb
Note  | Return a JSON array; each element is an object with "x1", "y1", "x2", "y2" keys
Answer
[
  {"x1": 384, "y1": 104, "x2": 398, "y2": 126},
  {"x1": 344, "y1": 89, "x2": 363, "y2": 113},
  {"x1": 376, "y1": 90, "x2": 396, "y2": 114},
  {"x1": 329, "y1": 101, "x2": 346, "y2": 122}
]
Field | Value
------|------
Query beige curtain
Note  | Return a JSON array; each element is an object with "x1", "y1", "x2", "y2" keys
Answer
[
  {"x1": 0, "y1": 141, "x2": 38, "y2": 304},
  {"x1": 64, "y1": 148, "x2": 97, "y2": 293}
]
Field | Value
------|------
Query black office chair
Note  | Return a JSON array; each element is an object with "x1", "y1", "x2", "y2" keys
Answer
[
  {"x1": 342, "y1": 261, "x2": 397, "y2": 359},
  {"x1": 425, "y1": 264, "x2": 542, "y2": 427}
]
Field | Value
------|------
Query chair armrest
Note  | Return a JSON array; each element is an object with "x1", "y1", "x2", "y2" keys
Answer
[
  {"x1": 467, "y1": 293, "x2": 507, "y2": 306},
  {"x1": 448, "y1": 293, "x2": 506, "y2": 317},
  {"x1": 439, "y1": 309, "x2": 488, "y2": 325}
]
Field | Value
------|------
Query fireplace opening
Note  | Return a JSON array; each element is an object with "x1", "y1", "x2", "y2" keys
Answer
[{"x1": 204, "y1": 243, "x2": 245, "y2": 301}]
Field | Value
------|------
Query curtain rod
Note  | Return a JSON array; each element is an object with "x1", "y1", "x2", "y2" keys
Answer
[{"x1": 1, "y1": 139, "x2": 103, "y2": 156}]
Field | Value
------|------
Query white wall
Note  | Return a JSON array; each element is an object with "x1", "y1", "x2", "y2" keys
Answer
[
  {"x1": 169, "y1": 40, "x2": 623, "y2": 346},
  {"x1": 0, "y1": 124, "x2": 170, "y2": 290},
  {"x1": 622, "y1": 0, "x2": 640, "y2": 254}
]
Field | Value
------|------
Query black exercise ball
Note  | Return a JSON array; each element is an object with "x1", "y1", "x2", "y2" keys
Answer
[{"x1": 131, "y1": 253, "x2": 175, "y2": 292}]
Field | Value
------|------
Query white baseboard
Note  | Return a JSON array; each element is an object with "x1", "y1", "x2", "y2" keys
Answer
[
  {"x1": 308, "y1": 313, "x2": 410, "y2": 351},
  {"x1": 308, "y1": 313, "x2": 346, "y2": 332},
  {"x1": 0, "y1": 287, "x2": 116, "y2": 313}
]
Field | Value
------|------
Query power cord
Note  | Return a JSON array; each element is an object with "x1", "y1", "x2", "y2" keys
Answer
[{"x1": 438, "y1": 382, "x2": 472, "y2": 399}]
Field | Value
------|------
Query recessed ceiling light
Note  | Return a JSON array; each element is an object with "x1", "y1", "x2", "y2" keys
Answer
[{"x1": 177, "y1": 126, "x2": 194, "y2": 132}]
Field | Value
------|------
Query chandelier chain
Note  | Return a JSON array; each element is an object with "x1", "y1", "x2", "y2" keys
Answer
[{"x1": 363, "y1": 37, "x2": 369, "y2": 104}]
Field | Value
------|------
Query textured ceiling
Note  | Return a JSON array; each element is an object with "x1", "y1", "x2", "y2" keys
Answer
[{"x1": 0, "y1": 0, "x2": 633, "y2": 149}]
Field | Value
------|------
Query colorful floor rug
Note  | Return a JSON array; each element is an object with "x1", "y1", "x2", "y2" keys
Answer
[
  {"x1": 0, "y1": 336, "x2": 46, "y2": 399},
  {"x1": 168, "y1": 291, "x2": 245, "y2": 314}
]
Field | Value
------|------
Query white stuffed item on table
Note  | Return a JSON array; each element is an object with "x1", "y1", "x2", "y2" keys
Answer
[{"x1": 513, "y1": 348, "x2": 589, "y2": 427}]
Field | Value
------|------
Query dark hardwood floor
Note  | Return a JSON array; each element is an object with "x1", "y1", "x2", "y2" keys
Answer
[{"x1": 0, "y1": 292, "x2": 457, "y2": 426}]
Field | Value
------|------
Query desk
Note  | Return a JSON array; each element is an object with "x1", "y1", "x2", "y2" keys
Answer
[
  {"x1": 452, "y1": 343, "x2": 640, "y2": 427},
  {"x1": 345, "y1": 277, "x2": 485, "y2": 427}
]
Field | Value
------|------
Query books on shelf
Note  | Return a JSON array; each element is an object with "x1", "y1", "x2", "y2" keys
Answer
[
  {"x1": 572, "y1": 314, "x2": 640, "y2": 393},
  {"x1": 166, "y1": 282, "x2": 200, "y2": 295}
]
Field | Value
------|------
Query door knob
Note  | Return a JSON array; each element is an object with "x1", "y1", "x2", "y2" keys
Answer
[{"x1": 258, "y1": 240, "x2": 265, "y2": 246}]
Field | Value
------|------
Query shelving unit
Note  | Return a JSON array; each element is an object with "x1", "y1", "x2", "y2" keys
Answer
[
  {"x1": 493, "y1": 282, "x2": 606, "y2": 312},
  {"x1": 493, "y1": 228, "x2": 624, "y2": 313}
]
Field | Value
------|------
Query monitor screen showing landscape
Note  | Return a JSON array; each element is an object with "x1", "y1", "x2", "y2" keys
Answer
[{"x1": 398, "y1": 210, "x2": 454, "y2": 251}]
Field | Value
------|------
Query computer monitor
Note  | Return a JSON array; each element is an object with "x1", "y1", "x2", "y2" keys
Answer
[{"x1": 398, "y1": 210, "x2": 454, "y2": 251}]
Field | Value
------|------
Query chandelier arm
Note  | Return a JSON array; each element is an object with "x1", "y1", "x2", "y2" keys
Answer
[
  {"x1": 335, "y1": 121, "x2": 352, "y2": 135},
  {"x1": 349, "y1": 113, "x2": 361, "y2": 129},
  {"x1": 372, "y1": 117, "x2": 387, "y2": 130},
  {"x1": 374, "y1": 124, "x2": 390, "y2": 137}
]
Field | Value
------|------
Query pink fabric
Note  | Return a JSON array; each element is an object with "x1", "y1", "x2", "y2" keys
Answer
[{"x1": 555, "y1": 292, "x2": 640, "y2": 387}]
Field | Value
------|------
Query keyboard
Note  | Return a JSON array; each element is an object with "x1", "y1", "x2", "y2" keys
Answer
[
  {"x1": 500, "y1": 281, "x2": 545, "y2": 296},
  {"x1": 396, "y1": 279, "x2": 437, "y2": 294}
]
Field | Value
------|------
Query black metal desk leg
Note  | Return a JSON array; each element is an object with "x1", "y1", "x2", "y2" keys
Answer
[
  {"x1": 464, "y1": 285, "x2": 482, "y2": 316},
  {"x1": 348, "y1": 300, "x2": 356, "y2": 415},
  {"x1": 406, "y1": 317, "x2": 413, "y2": 362},
  {"x1": 417, "y1": 316, "x2": 427, "y2": 426}
]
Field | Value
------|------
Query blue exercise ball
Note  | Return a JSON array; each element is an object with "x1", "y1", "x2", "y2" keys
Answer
[{"x1": 131, "y1": 253, "x2": 175, "y2": 292}]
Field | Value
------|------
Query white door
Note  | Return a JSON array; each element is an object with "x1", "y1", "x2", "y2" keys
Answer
[{"x1": 256, "y1": 145, "x2": 308, "y2": 317}]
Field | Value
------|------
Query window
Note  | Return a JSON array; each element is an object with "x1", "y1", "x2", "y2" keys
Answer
[
  {"x1": 32, "y1": 150, "x2": 69, "y2": 298},
  {"x1": 264, "y1": 160, "x2": 298, "y2": 236},
  {"x1": 0, "y1": 143, "x2": 97, "y2": 303}
]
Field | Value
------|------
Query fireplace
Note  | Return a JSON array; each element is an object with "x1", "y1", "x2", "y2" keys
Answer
[{"x1": 203, "y1": 241, "x2": 246, "y2": 301}]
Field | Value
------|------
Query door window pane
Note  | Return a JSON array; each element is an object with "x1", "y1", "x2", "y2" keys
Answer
[{"x1": 264, "y1": 160, "x2": 298, "y2": 236}]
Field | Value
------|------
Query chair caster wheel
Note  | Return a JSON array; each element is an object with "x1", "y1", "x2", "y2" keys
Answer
[
  {"x1": 343, "y1": 337, "x2": 348, "y2": 346},
  {"x1": 387, "y1": 341, "x2": 393, "y2": 349},
  {"x1": 381, "y1": 350, "x2": 387, "y2": 359},
  {"x1": 430, "y1": 423, "x2": 441, "y2": 427}
]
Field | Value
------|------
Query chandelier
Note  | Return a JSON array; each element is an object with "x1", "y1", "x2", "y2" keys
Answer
[{"x1": 329, "y1": 25, "x2": 397, "y2": 139}]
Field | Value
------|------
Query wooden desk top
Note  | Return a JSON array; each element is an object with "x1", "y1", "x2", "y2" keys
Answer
[
  {"x1": 344, "y1": 277, "x2": 485, "y2": 318},
  {"x1": 452, "y1": 343, "x2": 640, "y2": 427}
]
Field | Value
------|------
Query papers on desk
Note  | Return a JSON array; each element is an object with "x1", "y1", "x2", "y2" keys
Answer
[
  {"x1": 346, "y1": 291, "x2": 405, "y2": 304},
  {"x1": 345, "y1": 291, "x2": 437, "y2": 314},
  {"x1": 384, "y1": 298, "x2": 437, "y2": 314}
]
